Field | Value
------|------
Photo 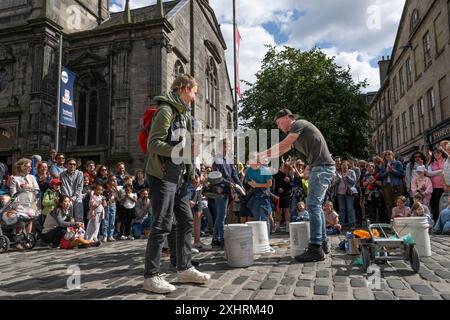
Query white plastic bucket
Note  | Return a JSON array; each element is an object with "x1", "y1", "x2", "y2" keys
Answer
[
  {"x1": 393, "y1": 217, "x2": 431, "y2": 257},
  {"x1": 224, "y1": 224, "x2": 254, "y2": 268},
  {"x1": 246, "y1": 221, "x2": 271, "y2": 254},
  {"x1": 289, "y1": 222, "x2": 310, "y2": 257}
]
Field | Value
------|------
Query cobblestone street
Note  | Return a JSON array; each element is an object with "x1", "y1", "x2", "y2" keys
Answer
[{"x1": 1, "y1": 234, "x2": 450, "y2": 300}]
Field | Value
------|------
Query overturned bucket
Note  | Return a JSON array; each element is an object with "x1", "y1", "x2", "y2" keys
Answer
[
  {"x1": 224, "y1": 224, "x2": 254, "y2": 268},
  {"x1": 393, "y1": 217, "x2": 431, "y2": 257},
  {"x1": 289, "y1": 222, "x2": 310, "y2": 257},
  {"x1": 246, "y1": 221, "x2": 271, "y2": 254}
]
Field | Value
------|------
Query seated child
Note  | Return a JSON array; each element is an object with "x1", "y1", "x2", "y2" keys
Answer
[
  {"x1": 294, "y1": 201, "x2": 310, "y2": 222},
  {"x1": 392, "y1": 196, "x2": 411, "y2": 219},
  {"x1": 433, "y1": 194, "x2": 450, "y2": 235},
  {"x1": 410, "y1": 193, "x2": 434, "y2": 226},
  {"x1": 323, "y1": 201, "x2": 341, "y2": 235}
]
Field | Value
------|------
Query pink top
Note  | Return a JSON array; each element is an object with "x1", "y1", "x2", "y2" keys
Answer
[
  {"x1": 411, "y1": 176, "x2": 433, "y2": 197},
  {"x1": 89, "y1": 194, "x2": 105, "y2": 220},
  {"x1": 392, "y1": 206, "x2": 411, "y2": 218},
  {"x1": 427, "y1": 158, "x2": 445, "y2": 189}
]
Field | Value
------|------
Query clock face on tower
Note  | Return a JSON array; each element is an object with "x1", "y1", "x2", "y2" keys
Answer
[{"x1": 0, "y1": 68, "x2": 10, "y2": 93}]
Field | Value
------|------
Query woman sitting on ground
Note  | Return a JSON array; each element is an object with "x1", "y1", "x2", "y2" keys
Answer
[{"x1": 41, "y1": 195, "x2": 100, "y2": 248}]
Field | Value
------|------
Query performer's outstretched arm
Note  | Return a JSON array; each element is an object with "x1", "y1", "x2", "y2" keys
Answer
[{"x1": 258, "y1": 133, "x2": 299, "y2": 160}]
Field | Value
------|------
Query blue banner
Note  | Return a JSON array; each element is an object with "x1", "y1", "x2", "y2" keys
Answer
[{"x1": 60, "y1": 66, "x2": 76, "y2": 128}]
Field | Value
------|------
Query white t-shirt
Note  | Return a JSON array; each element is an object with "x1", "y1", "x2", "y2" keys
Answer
[{"x1": 123, "y1": 192, "x2": 137, "y2": 209}]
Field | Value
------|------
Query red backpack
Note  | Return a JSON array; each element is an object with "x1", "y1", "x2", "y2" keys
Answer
[{"x1": 138, "y1": 106, "x2": 158, "y2": 154}]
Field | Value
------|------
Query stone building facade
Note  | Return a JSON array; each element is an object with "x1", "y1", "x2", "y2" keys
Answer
[
  {"x1": 370, "y1": 0, "x2": 450, "y2": 161},
  {"x1": 0, "y1": 0, "x2": 234, "y2": 171}
]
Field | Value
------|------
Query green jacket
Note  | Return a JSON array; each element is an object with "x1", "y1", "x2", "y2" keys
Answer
[
  {"x1": 42, "y1": 189, "x2": 58, "y2": 215},
  {"x1": 145, "y1": 91, "x2": 194, "y2": 184}
]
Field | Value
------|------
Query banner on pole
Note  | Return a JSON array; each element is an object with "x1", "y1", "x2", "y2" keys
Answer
[
  {"x1": 60, "y1": 66, "x2": 77, "y2": 128},
  {"x1": 235, "y1": 26, "x2": 242, "y2": 98}
]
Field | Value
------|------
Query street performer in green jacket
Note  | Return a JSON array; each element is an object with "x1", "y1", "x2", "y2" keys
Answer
[{"x1": 143, "y1": 74, "x2": 210, "y2": 294}]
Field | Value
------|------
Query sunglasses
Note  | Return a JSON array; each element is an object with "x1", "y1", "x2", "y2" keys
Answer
[{"x1": 68, "y1": 163, "x2": 77, "y2": 166}]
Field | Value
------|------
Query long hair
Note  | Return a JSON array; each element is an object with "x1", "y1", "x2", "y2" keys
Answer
[
  {"x1": 408, "y1": 151, "x2": 427, "y2": 176},
  {"x1": 430, "y1": 147, "x2": 448, "y2": 164}
]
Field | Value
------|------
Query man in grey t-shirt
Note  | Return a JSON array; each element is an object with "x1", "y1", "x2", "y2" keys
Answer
[{"x1": 259, "y1": 109, "x2": 335, "y2": 262}]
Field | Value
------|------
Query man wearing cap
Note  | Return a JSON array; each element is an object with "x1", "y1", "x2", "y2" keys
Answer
[{"x1": 258, "y1": 109, "x2": 335, "y2": 262}]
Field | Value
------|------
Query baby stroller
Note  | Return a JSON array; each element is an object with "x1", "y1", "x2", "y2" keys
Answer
[{"x1": 0, "y1": 190, "x2": 38, "y2": 253}]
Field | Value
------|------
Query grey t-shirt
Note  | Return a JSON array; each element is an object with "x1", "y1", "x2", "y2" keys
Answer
[{"x1": 289, "y1": 120, "x2": 335, "y2": 168}]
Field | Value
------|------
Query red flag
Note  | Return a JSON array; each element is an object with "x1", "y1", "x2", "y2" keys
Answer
[{"x1": 235, "y1": 26, "x2": 242, "y2": 98}]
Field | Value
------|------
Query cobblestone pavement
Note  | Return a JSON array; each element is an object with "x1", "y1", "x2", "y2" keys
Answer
[{"x1": 1, "y1": 233, "x2": 450, "y2": 300}]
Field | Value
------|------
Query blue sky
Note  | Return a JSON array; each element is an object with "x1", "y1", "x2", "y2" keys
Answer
[{"x1": 109, "y1": 0, "x2": 406, "y2": 93}]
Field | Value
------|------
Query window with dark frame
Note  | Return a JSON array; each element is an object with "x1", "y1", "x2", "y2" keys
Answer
[
  {"x1": 409, "y1": 105, "x2": 415, "y2": 139},
  {"x1": 411, "y1": 9, "x2": 420, "y2": 33},
  {"x1": 395, "y1": 117, "x2": 401, "y2": 146},
  {"x1": 393, "y1": 75, "x2": 399, "y2": 102},
  {"x1": 174, "y1": 60, "x2": 184, "y2": 78},
  {"x1": 423, "y1": 31, "x2": 432, "y2": 67},
  {"x1": 402, "y1": 112, "x2": 408, "y2": 143},
  {"x1": 427, "y1": 88, "x2": 436, "y2": 127},
  {"x1": 399, "y1": 67, "x2": 405, "y2": 96},
  {"x1": 206, "y1": 57, "x2": 218, "y2": 129},
  {"x1": 418, "y1": 97, "x2": 425, "y2": 133},
  {"x1": 439, "y1": 75, "x2": 449, "y2": 119},
  {"x1": 406, "y1": 58, "x2": 413, "y2": 88}
]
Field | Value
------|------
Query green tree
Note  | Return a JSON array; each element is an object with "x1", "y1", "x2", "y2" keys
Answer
[{"x1": 240, "y1": 45, "x2": 371, "y2": 159}]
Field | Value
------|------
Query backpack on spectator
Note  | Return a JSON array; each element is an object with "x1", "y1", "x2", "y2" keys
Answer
[
  {"x1": 138, "y1": 106, "x2": 158, "y2": 154},
  {"x1": 138, "y1": 104, "x2": 181, "y2": 154}
]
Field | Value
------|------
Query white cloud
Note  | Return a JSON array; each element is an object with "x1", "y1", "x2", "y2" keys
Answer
[
  {"x1": 286, "y1": 0, "x2": 405, "y2": 54},
  {"x1": 220, "y1": 24, "x2": 276, "y2": 92},
  {"x1": 322, "y1": 48, "x2": 380, "y2": 92},
  {"x1": 114, "y1": 0, "x2": 405, "y2": 94},
  {"x1": 109, "y1": 3, "x2": 123, "y2": 13},
  {"x1": 210, "y1": 0, "x2": 298, "y2": 27}
]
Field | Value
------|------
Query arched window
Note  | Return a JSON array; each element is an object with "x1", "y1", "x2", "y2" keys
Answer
[
  {"x1": 227, "y1": 112, "x2": 233, "y2": 130},
  {"x1": 76, "y1": 73, "x2": 107, "y2": 147},
  {"x1": 206, "y1": 57, "x2": 218, "y2": 129},
  {"x1": 174, "y1": 60, "x2": 184, "y2": 78},
  {"x1": 410, "y1": 9, "x2": 419, "y2": 33}
]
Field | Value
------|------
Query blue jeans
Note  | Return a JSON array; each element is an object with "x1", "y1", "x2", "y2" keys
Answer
[
  {"x1": 433, "y1": 208, "x2": 450, "y2": 234},
  {"x1": 306, "y1": 165, "x2": 336, "y2": 246},
  {"x1": 102, "y1": 205, "x2": 117, "y2": 238},
  {"x1": 337, "y1": 194, "x2": 356, "y2": 227},
  {"x1": 213, "y1": 196, "x2": 229, "y2": 242},
  {"x1": 132, "y1": 216, "x2": 153, "y2": 238}
]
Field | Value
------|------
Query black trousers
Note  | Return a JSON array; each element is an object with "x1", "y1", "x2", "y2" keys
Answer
[
  {"x1": 119, "y1": 207, "x2": 135, "y2": 237},
  {"x1": 144, "y1": 176, "x2": 193, "y2": 277},
  {"x1": 41, "y1": 227, "x2": 66, "y2": 246}
]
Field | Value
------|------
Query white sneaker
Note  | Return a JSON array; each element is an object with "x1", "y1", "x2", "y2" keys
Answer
[
  {"x1": 192, "y1": 248, "x2": 199, "y2": 254},
  {"x1": 102, "y1": 238, "x2": 108, "y2": 243},
  {"x1": 127, "y1": 235, "x2": 135, "y2": 240},
  {"x1": 177, "y1": 267, "x2": 211, "y2": 284},
  {"x1": 143, "y1": 275, "x2": 176, "y2": 294},
  {"x1": 107, "y1": 237, "x2": 116, "y2": 242},
  {"x1": 120, "y1": 235, "x2": 127, "y2": 240}
]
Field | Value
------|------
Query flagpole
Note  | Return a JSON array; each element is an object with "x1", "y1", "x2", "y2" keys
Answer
[
  {"x1": 56, "y1": 33, "x2": 63, "y2": 153},
  {"x1": 233, "y1": 0, "x2": 239, "y2": 163}
]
